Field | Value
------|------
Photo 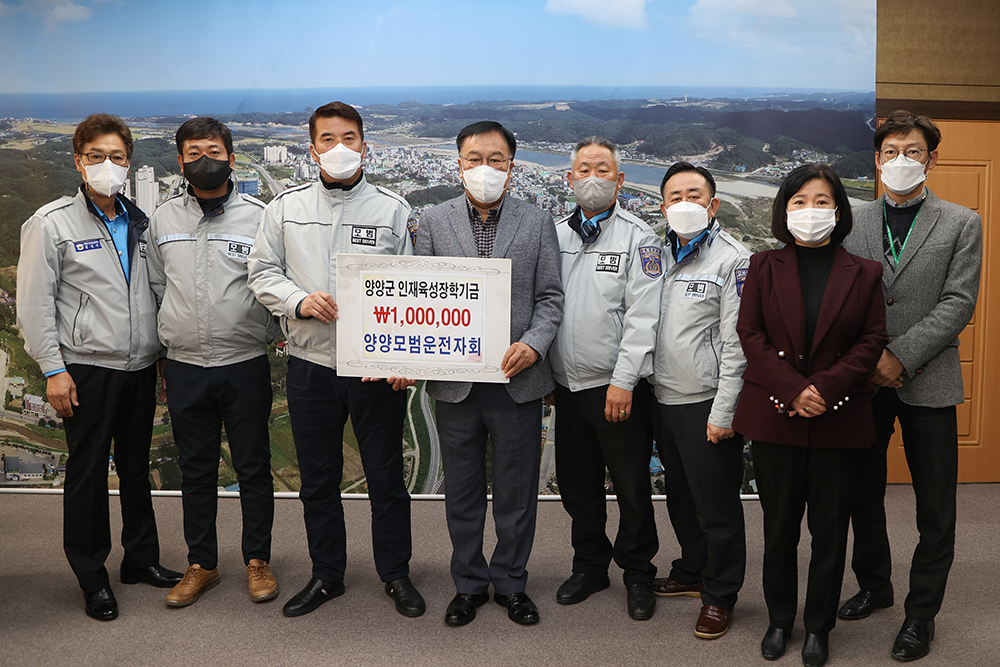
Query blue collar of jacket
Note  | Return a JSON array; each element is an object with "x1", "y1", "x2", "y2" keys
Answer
[
  {"x1": 668, "y1": 220, "x2": 719, "y2": 264},
  {"x1": 80, "y1": 184, "x2": 149, "y2": 273},
  {"x1": 568, "y1": 205, "x2": 614, "y2": 244}
]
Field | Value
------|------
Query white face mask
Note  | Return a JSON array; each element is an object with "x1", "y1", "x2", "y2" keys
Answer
[
  {"x1": 572, "y1": 176, "x2": 618, "y2": 212},
  {"x1": 317, "y1": 142, "x2": 363, "y2": 180},
  {"x1": 83, "y1": 159, "x2": 128, "y2": 197},
  {"x1": 462, "y1": 164, "x2": 509, "y2": 205},
  {"x1": 665, "y1": 200, "x2": 711, "y2": 237},
  {"x1": 880, "y1": 154, "x2": 927, "y2": 195},
  {"x1": 786, "y1": 207, "x2": 838, "y2": 245}
]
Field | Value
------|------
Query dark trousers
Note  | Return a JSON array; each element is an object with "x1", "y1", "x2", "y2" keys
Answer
[
  {"x1": 554, "y1": 381, "x2": 657, "y2": 584},
  {"x1": 654, "y1": 399, "x2": 746, "y2": 609},
  {"x1": 62, "y1": 363, "x2": 159, "y2": 593},
  {"x1": 437, "y1": 383, "x2": 542, "y2": 596},
  {"x1": 847, "y1": 388, "x2": 958, "y2": 620},
  {"x1": 164, "y1": 356, "x2": 274, "y2": 569},
  {"x1": 286, "y1": 357, "x2": 410, "y2": 583},
  {"x1": 754, "y1": 441, "x2": 862, "y2": 634}
]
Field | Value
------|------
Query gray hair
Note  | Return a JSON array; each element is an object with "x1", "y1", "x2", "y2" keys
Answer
[{"x1": 570, "y1": 136, "x2": 621, "y2": 172}]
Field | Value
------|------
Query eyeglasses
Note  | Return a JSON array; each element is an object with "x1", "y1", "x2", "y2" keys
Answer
[
  {"x1": 879, "y1": 147, "x2": 927, "y2": 161},
  {"x1": 81, "y1": 152, "x2": 129, "y2": 166},
  {"x1": 461, "y1": 155, "x2": 511, "y2": 169}
]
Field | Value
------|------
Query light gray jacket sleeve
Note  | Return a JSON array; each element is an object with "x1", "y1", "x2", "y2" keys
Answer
[
  {"x1": 16, "y1": 217, "x2": 65, "y2": 375},
  {"x1": 888, "y1": 209, "x2": 983, "y2": 376},
  {"x1": 709, "y1": 252, "x2": 750, "y2": 429},
  {"x1": 611, "y1": 231, "x2": 662, "y2": 390},
  {"x1": 247, "y1": 202, "x2": 310, "y2": 319},
  {"x1": 519, "y1": 211, "x2": 563, "y2": 360}
]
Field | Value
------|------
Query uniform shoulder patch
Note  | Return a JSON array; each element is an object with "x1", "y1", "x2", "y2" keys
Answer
[
  {"x1": 639, "y1": 246, "x2": 663, "y2": 278},
  {"x1": 406, "y1": 212, "x2": 418, "y2": 249},
  {"x1": 734, "y1": 267, "x2": 748, "y2": 297}
]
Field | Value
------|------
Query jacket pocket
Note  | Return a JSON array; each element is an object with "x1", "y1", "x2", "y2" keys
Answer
[
  {"x1": 693, "y1": 328, "x2": 720, "y2": 390},
  {"x1": 72, "y1": 294, "x2": 91, "y2": 346}
]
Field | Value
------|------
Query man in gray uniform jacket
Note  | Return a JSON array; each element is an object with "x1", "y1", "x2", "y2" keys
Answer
[
  {"x1": 548, "y1": 137, "x2": 662, "y2": 621},
  {"x1": 415, "y1": 121, "x2": 563, "y2": 627},
  {"x1": 17, "y1": 113, "x2": 181, "y2": 622},
  {"x1": 147, "y1": 118, "x2": 279, "y2": 608},
  {"x1": 840, "y1": 111, "x2": 982, "y2": 662},
  {"x1": 651, "y1": 162, "x2": 750, "y2": 641},
  {"x1": 248, "y1": 102, "x2": 425, "y2": 620}
]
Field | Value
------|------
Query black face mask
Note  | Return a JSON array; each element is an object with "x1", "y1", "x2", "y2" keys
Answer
[{"x1": 183, "y1": 154, "x2": 232, "y2": 191}]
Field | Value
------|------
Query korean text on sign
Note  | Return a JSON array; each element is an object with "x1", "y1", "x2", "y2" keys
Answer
[{"x1": 361, "y1": 274, "x2": 486, "y2": 363}]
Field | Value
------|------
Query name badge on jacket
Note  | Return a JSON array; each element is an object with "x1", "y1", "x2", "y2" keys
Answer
[
  {"x1": 684, "y1": 281, "x2": 708, "y2": 300},
  {"x1": 596, "y1": 253, "x2": 621, "y2": 273},
  {"x1": 227, "y1": 241, "x2": 251, "y2": 261},
  {"x1": 351, "y1": 226, "x2": 377, "y2": 246},
  {"x1": 74, "y1": 239, "x2": 102, "y2": 252}
]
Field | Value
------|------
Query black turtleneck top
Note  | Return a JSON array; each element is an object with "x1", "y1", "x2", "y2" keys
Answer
[{"x1": 797, "y1": 242, "x2": 836, "y2": 363}]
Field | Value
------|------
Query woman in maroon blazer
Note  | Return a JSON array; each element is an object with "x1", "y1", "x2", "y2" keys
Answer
[{"x1": 733, "y1": 164, "x2": 888, "y2": 667}]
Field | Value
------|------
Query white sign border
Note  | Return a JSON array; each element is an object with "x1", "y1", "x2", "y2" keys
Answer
[{"x1": 336, "y1": 253, "x2": 511, "y2": 382}]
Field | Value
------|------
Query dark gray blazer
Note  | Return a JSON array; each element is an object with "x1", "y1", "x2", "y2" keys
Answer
[
  {"x1": 415, "y1": 195, "x2": 563, "y2": 404},
  {"x1": 844, "y1": 189, "x2": 982, "y2": 408}
]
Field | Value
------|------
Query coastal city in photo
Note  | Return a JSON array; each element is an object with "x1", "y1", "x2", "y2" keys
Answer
[{"x1": 0, "y1": 90, "x2": 875, "y2": 496}]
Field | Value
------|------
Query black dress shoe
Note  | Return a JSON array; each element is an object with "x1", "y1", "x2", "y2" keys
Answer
[
  {"x1": 281, "y1": 577, "x2": 345, "y2": 617},
  {"x1": 385, "y1": 576, "x2": 426, "y2": 617},
  {"x1": 493, "y1": 591, "x2": 540, "y2": 625},
  {"x1": 838, "y1": 589, "x2": 893, "y2": 620},
  {"x1": 802, "y1": 632, "x2": 829, "y2": 667},
  {"x1": 891, "y1": 616, "x2": 934, "y2": 662},
  {"x1": 444, "y1": 592, "x2": 489, "y2": 626},
  {"x1": 120, "y1": 563, "x2": 184, "y2": 588},
  {"x1": 556, "y1": 572, "x2": 610, "y2": 605},
  {"x1": 761, "y1": 626, "x2": 790, "y2": 660},
  {"x1": 84, "y1": 586, "x2": 119, "y2": 621},
  {"x1": 626, "y1": 582, "x2": 656, "y2": 621}
]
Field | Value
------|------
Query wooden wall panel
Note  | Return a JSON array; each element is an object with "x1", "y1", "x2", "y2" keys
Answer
[{"x1": 878, "y1": 0, "x2": 1000, "y2": 105}]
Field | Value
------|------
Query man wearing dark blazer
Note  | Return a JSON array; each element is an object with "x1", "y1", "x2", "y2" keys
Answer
[
  {"x1": 415, "y1": 121, "x2": 563, "y2": 627},
  {"x1": 841, "y1": 111, "x2": 982, "y2": 662}
]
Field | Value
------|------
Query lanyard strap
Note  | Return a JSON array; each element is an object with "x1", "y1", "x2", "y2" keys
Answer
[{"x1": 883, "y1": 201, "x2": 919, "y2": 265}]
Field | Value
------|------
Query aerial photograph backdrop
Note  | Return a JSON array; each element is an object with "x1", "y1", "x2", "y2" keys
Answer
[{"x1": 0, "y1": 0, "x2": 876, "y2": 496}]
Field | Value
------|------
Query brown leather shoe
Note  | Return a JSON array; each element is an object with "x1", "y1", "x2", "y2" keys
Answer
[
  {"x1": 166, "y1": 564, "x2": 220, "y2": 607},
  {"x1": 247, "y1": 559, "x2": 278, "y2": 602},
  {"x1": 694, "y1": 604, "x2": 734, "y2": 639},
  {"x1": 652, "y1": 577, "x2": 703, "y2": 597}
]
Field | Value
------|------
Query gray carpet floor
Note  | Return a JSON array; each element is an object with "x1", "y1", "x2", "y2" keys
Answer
[{"x1": 1, "y1": 485, "x2": 998, "y2": 667}]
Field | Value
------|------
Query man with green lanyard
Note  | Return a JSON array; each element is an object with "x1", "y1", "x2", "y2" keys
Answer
[{"x1": 841, "y1": 110, "x2": 982, "y2": 662}]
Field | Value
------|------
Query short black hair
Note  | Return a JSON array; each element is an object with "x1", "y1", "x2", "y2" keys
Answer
[
  {"x1": 73, "y1": 113, "x2": 133, "y2": 158},
  {"x1": 175, "y1": 117, "x2": 233, "y2": 155},
  {"x1": 309, "y1": 101, "x2": 364, "y2": 143},
  {"x1": 456, "y1": 121, "x2": 516, "y2": 158},
  {"x1": 874, "y1": 110, "x2": 941, "y2": 152},
  {"x1": 771, "y1": 163, "x2": 853, "y2": 246},
  {"x1": 660, "y1": 161, "x2": 716, "y2": 198}
]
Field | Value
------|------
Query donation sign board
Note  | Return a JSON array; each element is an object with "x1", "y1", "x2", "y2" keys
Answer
[{"x1": 336, "y1": 254, "x2": 512, "y2": 382}]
